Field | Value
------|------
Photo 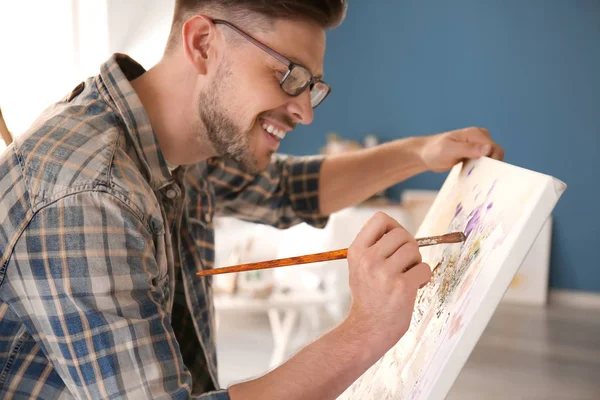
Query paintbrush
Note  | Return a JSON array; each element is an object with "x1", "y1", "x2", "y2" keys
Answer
[{"x1": 196, "y1": 232, "x2": 466, "y2": 277}]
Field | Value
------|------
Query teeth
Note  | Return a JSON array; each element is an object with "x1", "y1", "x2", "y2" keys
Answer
[
  {"x1": 261, "y1": 123, "x2": 286, "y2": 140},
  {"x1": 274, "y1": 129, "x2": 286, "y2": 139}
]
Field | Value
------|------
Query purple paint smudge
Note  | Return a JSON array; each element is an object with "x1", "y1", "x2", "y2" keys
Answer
[
  {"x1": 465, "y1": 205, "x2": 483, "y2": 238},
  {"x1": 487, "y1": 179, "x2": 498, "y2": 196},
  {"x1": 487, "y1": 202, "x2": 493, "y2": 210},
  {"x1": 454, "y1": 202, "x2": 463, "y2": 217}
]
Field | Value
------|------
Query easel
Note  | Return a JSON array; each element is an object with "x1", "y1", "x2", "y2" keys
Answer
[{"x1": 0, "y1": 107, "x2": 13, "y2": 146}]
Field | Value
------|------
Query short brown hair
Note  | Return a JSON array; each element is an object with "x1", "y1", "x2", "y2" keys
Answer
[{"x1": 166, "y1": 0, "x2": 347, "y2": 52}]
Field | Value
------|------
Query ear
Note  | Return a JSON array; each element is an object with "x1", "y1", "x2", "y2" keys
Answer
[{"x1": 182, "y1": 15, "x2": 220, "y2": 75}]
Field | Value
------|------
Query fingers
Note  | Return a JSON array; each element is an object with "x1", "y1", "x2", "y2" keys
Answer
[
  {"x1": 452, "y1": 127, "x2": 504, "y2": 161},
  {"x1": 351, "y1": 212, "x2": 402, "y2": 251},
  {"x1": 454, "y1": 126, "x2": 489, "y2": 142},
  {"x1": 385, "y1": 240, "x2": 422, "y2": 272},
  {"x1": 490, "y1": 144, "x2": 505, "y2": 161},
  {"x1": 404, "y1": 262, "x2": 432, "y2": 289},
  {"x1": 374, "y1": 227, "x2": 415, "y2": 259},
  {"x1": 350, "y1": 213, "x2": 432, "y2": 294},
  {"x1": 478, "y1": 127, "x2": 491, "y2": 138},
  {"x1": 471, "y1": 128, "x2": 504, "y2": 160},
  {"x1": 449, "y1": 139, "x2": 488, "y2": 160}
]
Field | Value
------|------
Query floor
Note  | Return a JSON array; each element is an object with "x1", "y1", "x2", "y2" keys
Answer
[{"x1": 216, "y1": 303, "x2": 600, "y2": 399}]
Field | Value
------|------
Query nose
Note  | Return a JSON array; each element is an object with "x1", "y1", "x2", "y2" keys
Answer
[{"x1": 287, "y1": 90, "x2": 314, "y2": 125}]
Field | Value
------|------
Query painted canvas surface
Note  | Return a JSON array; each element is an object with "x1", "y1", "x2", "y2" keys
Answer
[{"x1": 339, "y1": 157, "x2": 566, "y2": 400}]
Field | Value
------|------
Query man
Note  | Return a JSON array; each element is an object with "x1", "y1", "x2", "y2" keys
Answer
[{"x1": 0, "y1": 0, "x2": 503, "y2": 398}]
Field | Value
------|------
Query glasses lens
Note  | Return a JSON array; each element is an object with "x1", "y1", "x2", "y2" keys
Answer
[
  {"x1": 282, "y1": 65, "x2": 312, "y2": 95},
  {"x1": 281, "y1": 65, "x2": 330, "y2": 108},
  {"x1": 310, "y1": 82, "x2": 330, "y2": 108}
]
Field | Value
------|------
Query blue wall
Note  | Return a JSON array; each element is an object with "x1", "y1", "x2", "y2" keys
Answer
[{"x1": 279, "y1": 1, "x2": 600, "y2": 293}]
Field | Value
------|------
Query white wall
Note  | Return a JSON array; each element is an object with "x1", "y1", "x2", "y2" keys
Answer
[
  {"x1": 0, "y1": 1, "x2": 81, "y2": 134},
  {"x1": 0, "y1": 0, "x2": 173, "y2": 136},
  {"x1": 106, "y1": 0, "x2": 174, "y2": 69}
]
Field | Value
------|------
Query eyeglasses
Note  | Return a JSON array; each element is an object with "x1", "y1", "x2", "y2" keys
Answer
[{"x1": 212, "y1": 19, "x2": 331, "y2": 109}]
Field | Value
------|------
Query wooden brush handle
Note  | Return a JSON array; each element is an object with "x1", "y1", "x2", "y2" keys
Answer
[{"x1": 196, "y1": 232, "x2": 465, "y2": 277}]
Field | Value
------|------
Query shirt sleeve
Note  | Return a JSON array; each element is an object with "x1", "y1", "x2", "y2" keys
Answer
[
  {"x1": 205, "y1": 154, "x2": 329, "y2": 229},
  {"x1": 9, "y1": 191, "x2": 230, "y2": 400}
]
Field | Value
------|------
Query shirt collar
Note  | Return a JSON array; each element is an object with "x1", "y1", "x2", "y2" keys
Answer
[{"x1": 97, "y1": 53, "x2": 174, "y2": 189}]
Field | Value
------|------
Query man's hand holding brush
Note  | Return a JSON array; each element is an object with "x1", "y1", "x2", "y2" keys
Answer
[
  {"x1": 345, "y1": 211, "x2": 432, "y2": 357},
  {"x1": 229, "y1": 212, "x2": 433, "y2": 399}
]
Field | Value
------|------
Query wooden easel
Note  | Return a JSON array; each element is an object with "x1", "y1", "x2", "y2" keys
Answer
[{"x1": 0, "y1": 107, "x2": 13, "y2": 146}]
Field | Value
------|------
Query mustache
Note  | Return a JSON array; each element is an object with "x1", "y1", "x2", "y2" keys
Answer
[{"x1": 260, "y1": 113, "x2": 296, "y2": 130}]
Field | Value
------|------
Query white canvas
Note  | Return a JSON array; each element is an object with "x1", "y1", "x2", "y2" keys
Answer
[{"x1": 339, "y1": 157, "x2": 566, "y2": 400}]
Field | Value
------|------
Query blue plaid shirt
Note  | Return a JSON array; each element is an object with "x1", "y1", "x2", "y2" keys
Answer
[{"x1": 0, "y1": 54, "x2": 328, "y2": 399}]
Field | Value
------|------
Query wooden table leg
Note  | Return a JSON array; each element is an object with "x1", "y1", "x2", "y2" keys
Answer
[{"x1": 268, "y1": 308, "x2": 298, "y2": 369}]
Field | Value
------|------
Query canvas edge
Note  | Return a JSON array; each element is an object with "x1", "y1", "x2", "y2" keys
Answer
[{"x1": 425, "y1": 175, "x2": 566, "y2": 400}]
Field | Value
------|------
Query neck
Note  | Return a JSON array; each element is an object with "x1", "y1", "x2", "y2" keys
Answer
[{"x1": 130, "y1": 55, "x2": 216, "y2": 166}]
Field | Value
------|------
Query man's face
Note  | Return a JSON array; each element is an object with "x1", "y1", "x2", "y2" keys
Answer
[{"x1": 197, "y1": 18, "x2": 326, "y2": 173}]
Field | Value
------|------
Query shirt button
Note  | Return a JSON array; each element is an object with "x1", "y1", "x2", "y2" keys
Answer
[
  {"x1": 67, "y1": 81, "x2": 85, "y2": 102},
  {"x1": 166, "y1": 189, "x2": 177, "y2": 199}
]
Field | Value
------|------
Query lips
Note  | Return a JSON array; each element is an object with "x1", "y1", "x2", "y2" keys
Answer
[
  {"x1": 259, "y1": 118, "x2": 291, "y2": 141},
  {"x1": 261, "y1": 121, "x2": 286, "y2": 140}
]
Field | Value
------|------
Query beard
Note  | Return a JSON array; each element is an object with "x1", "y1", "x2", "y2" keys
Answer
[{"x1": 196, "y1": 61, "x2": 274, "y2": 174}]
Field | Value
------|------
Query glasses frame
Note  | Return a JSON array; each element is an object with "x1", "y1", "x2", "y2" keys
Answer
[{"x1": 212, "y1": 19, "x2": 331, "y2": 109}]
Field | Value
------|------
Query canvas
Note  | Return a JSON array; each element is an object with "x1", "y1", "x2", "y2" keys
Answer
[
  {"x1": 502, "y1": 216, "x2": 553, "y2": 306},
  {"x1": 339, "y1": 157, "x2": 566, "y2": 400}
]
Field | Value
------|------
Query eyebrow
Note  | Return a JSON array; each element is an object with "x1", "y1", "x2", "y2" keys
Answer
[{"x1": 285, "y1": 55, "x2": 324, "y2": 79}]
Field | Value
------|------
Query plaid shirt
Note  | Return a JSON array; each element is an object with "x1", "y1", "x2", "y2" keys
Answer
[{"x1": 0, "y1": 54, "x2": 328, "y2": 399}]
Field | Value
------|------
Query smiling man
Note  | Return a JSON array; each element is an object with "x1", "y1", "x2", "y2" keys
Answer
[{"x1": 0, "y1": 1, "x2": 504, "y2": 399}]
